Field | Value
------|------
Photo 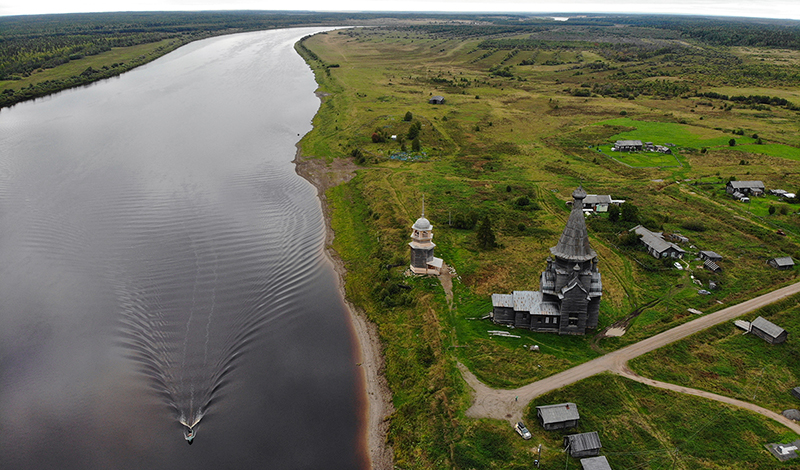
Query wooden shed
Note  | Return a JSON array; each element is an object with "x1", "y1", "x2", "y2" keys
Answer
[
  {"x1": 536, "y1": 403, "x2": 580, "y2": 431},
  {"x1": 429, "y1": 95, "x2": 445, "y2": 105},
  {"x1": 580, "y1": 455, "x2": 613, "y2": 470},
  {"x1": 699, "y1": 250, "x2": 722, "y2": 262},
  {"x1": 791, "y1": 386, "x2": 800, "y2": 401},
  {"x1": 750, "y1": 316, "x2": 787, "y2": 344},
  {"x1": 565, "y1": 431, "x2": 602, "y2": 458},
  {"x1": 769, "y1": 257, "x2": 795, "y2": 270}
]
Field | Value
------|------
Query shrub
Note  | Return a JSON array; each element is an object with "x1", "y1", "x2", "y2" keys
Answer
[
  {"x1": 403, "y1": 111, "x2": 413, "y2": 121},
  {"x1": 681, "y1": 219, "x2": 707, "y2": 231}
]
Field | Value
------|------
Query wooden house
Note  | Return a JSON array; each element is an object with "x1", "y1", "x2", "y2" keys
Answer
[
  {"x1": 428, "y1": 95, "x2": 445, "y2": 105},
  {"x1": 791, "y1": 387, "x2": 800, "y2": 401},
  {"x1": 613, "y1": 140, "x2": 642, "y2": 152},
  {"x1": 726, "y1": 180, "x2": 765, "y2": 197},
  {"x1": 536, "y1": 403, "x2": 580, "y2": 430},
  {"x1": 631, "y1": 225, "x2": 686, "y2": 259},
  {"x1": 580, "y1": 456, "x2": 613, "y2": 470},
  {"x1": 750, "y1": 316, "x2": 787, "y2": 344},
  {"x1": 564, "y1": 431, "x2": 602, "y2": 458},
  {"x1": 769, "y1": 257, "x2": 794, "y2": 270}
]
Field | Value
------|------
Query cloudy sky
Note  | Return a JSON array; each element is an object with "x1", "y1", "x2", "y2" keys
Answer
[{"x1": 1, "y1": 0, "x2": 799, "y2": 20}]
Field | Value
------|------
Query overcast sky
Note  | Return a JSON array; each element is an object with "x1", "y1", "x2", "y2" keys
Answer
[{"x1": 1, "y1": 0, "x2": 799, "y2": 21}]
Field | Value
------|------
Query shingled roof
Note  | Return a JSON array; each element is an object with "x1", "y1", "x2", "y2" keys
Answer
[{"x1": 550, "y1": 187, "x2": 597, "y2": 262}]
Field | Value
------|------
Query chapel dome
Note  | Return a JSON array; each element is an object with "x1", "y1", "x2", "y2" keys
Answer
[{"x1": 413, "y1": 217, "x2": 432, "y2": 231}]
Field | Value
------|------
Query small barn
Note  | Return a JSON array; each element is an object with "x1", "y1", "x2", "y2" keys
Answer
[
  {"x1": 536, "y1": 403, "x2": 580, "y2": 431},
  {"x1": 699, "y1": 250, "x2": 722, "y2": 262},
  {"x1": 429, "y1": 95, "x2": 445, "y2": 105},
  {"x1": 564, "y1": 431, "x2": 602, "y2": 458},
  {"x1": 769, "y1": 257, "x2": 795, "y2": 270},
  {"x1": 750, "y1": 316, "x2": 787, "y2": 344},
  {"x1": 580, "y1": 455, "x2": 613, "y2": 470},
  {"x1": 790, "y1": 386, "x2": 800, "y2": 401}
]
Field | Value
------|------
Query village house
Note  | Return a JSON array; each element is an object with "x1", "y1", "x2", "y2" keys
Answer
[
  {"x1": 428, "y1": 95, "x2": 445, "y2": 105},
  {"x1": 750, "y1": 316, "x2": 788, "y2": 344},
  {"x1": 564, "y1": 431, "x2": 603, "y2": 458},
  {"x1": 630, "y1": 225, "x2": 686, "y2": 259},
  {"x1": 612, "y1": 140, "x2": 642, "y2": 152},
  {"x1": 769, "y1": 257, "x2": 795, "y2": 270},
  {"x1": 492, "y1": 187, "x2": 602, "y2": 335},
  {"x1": 791, "y1": 386, "x2": 800, "y2": 401},
  {"x1": 580, "y1": 456, "x2": 613, "y2": 470},
  {"x1": 408, "y1": 201, "x2": 443, "y2": 275},
  {"x1": 727, "y1": 180, "x2": 765, "y2": 197},
  {"x1": 536, "y1": 402, "x2": 580, "y2": 431}
]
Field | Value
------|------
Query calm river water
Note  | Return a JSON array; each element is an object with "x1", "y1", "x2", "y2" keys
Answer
[{"x1": 0, "y1": 28, "x2": 365, "y2": 469}]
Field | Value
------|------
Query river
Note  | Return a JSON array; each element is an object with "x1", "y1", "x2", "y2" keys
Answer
[{"x1": 0, "y1": 27, "x2": 365, "y2": 469}]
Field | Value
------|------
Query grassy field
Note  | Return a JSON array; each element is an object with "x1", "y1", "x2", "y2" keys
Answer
[
  {"x1": 524, "y1": 373, "x2": 799, "y2": 469},
  {"x1": 630, "y1": 295, "x2": 800, "y2": 413},
  {"x1": 297, "y1": 22, "x2": 800, "y2": 469}
]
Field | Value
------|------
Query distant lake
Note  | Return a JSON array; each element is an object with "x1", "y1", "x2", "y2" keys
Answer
[{"x1": 0, "y1": 27, "x2": 365, "y2": 469}]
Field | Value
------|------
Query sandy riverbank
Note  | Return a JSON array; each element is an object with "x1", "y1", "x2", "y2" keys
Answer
[{"x1": 293, "y1": 147, "x2": 395, "y2": 470}]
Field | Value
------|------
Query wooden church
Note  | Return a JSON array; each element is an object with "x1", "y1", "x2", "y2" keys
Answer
[{"x1": 491, "y1": 187, "x2": 602, "y2": 335}]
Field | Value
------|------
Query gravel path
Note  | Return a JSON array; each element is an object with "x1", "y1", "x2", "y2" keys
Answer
[{"x1": 463, "y1": 281, "x2": 800, "y2": 430}]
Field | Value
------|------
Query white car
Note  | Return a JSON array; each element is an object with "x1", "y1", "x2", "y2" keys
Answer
[{"x1": 514, "y1": 421, "x2": 532, "y2": 440}]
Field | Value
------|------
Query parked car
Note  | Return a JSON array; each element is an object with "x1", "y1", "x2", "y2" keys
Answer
[{"x1": 514, "y1": 421, "x2": 532, "y2": 440}]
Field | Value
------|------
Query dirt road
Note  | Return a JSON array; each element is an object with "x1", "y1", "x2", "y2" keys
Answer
[{"x1": 464, "y1": 281, "x2": 800, "y2": 428}]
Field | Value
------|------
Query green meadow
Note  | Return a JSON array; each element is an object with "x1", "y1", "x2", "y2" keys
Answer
[{"x1": 297, "y1": 20, "x2": 800, "y2": 469}]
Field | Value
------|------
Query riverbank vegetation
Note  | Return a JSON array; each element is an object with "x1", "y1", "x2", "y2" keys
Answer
[{"x1": 297, "y1": 15, "x2": 800, "y2": 469}]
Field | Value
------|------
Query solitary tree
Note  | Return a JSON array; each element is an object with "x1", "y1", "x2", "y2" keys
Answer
[
  {"x1": 411, "y1": 137, "x2": 420, "y2": 152},
  {"x1": 621, "y1": 203, "x2": 639, "y2": 223},
  {"x1": 476, "y1": 215, "x2": 496, "y2": 249},
  {"x1": 403, "y1": 111, "x2": 413, "y2": 122},
  {"x1": 608, "y1": 204, "x2": 620, "y2": 222},
  {"x1": 729, "y1": 138, "x2": 736, "y2": 146}
]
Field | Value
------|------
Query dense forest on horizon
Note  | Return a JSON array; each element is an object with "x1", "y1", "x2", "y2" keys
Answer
[{"x1": 1, "y1": 11, "x2": 800, "y2": 108}]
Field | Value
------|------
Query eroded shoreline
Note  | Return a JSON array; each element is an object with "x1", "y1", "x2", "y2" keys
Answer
[{"x1": 293, "y1": 147, "x2": 395, "y2": 470}]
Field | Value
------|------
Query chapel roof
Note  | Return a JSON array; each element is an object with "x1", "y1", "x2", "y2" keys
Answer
[{"x1": 550, "y1": 187, "x2": 597, "y2": 262}]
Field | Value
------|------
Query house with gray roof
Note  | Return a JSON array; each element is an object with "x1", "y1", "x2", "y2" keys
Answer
[
  {"x1": 581, "y1": 194, "x2": 613, "y2": 212},
  {"x1": 791, "y1": 387, "x2": 800, "y2": 401},
  {"x1": 492, "y1": 187, "x2": 602, "y2": 335},
  {"x1": 699, "y1": 250, "x2": 722, "y2": 262},
  {"x1": 750, "y1": 316, "x2": 787, "y2": 344},
  {"x1": 536, "y1": 402, "x2": 580, "y2": 430},
  {"x1": 565, "y1": 431, "x2": 602, "y2": 458},
  {"x1": 630, "y1": 225, "x2": 686, "y2": 259},
  {"x1": 769, "y1": 257, "x2": 795, "y2": 270},
  {"x1": 428, "y1": 95, "x2": 445, "y2": 105},
  {"x1": 613, "y1": 140, "x2": 643, "y2": 152},
  {"x1": 581, "y1": 456, "x2": 613, "y2": 470},
  {"x1": 727, "y1": 180, "x2": 765, "y2": 197}
]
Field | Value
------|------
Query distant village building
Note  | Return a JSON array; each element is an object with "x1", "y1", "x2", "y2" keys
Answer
[
  {"x1": 408, "y1": 200, "x2": 443, "y2": 275},
  {"x1": 428, "y1": 95, "x2": 445, "y2": 105},
  {"x1": 580, "y1": 456, "x2": 613, "y2": 470},
  {"x1": 611, "y1": 140, "x2": 671, "y2": 154},
  {"x1": 612, "y1": 140, "x2": 643, "y2": 152},
  {"x1": 750, "y1": 316, "x2": 788, "y2": 344},
  {"x1": 492, "y1": 187, "x2": 602, "y2": 335},
  {"x1": 630, "y1": 225, "x2": 686, "y2": 259},
  {"x1": 564, "y1": 431, "x2": 603, "y2": 458},
  {"x1": 536, "y1": 402, "x2": 580, "y2": 430},
  {"x1": 791, "y1": 387, "x2": 800, "y2": 401},
  {"x1": 766, "y1": 439, "x2": 800, "y2": 462},
  {"x1": 769, "y1": 257, "x2": 795, "y2": 270},
  {"x1": 727, "y1": 180, "x2": 765, "y2": 197},
  {"x1": 699, "y1": 250, "x2": 723, "y2": 262}
]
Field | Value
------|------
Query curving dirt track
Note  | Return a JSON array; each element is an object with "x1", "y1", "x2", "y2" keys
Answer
[{"x1": 463, "y1": 281, "x2": 800, "y2": 430}]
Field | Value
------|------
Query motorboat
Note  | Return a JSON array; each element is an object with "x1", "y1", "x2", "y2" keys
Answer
[{"x1": 184, "y1": 426, "x2": 195, "y2": 445}]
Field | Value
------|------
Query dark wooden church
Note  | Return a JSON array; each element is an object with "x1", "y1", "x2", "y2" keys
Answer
[{"x1": 491, "y1": 187, "x2": 602, "y2": 335}]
